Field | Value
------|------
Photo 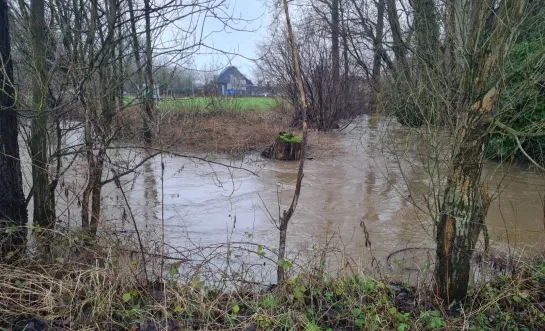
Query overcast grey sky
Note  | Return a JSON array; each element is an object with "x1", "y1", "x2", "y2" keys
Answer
[{"x1": 195, "y1": 0, "x2": 272, "y2": 78}]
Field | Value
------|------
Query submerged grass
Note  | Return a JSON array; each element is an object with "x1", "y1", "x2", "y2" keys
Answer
[{"x1": 2, "y1": 255, "x2": 545, "y2": 330}]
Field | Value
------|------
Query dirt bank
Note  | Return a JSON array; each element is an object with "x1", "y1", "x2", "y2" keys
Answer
[
  {"x1": 115, "y1": 106, "x2": 342, "y2": 158},
  {"x1": 115, "y1": 107, "x2": 291, "y2": 155}
]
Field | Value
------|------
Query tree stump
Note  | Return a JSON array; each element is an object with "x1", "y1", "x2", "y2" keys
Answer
[{"x1": 261, "y1": 132, "x2": 302, "y2": 161}]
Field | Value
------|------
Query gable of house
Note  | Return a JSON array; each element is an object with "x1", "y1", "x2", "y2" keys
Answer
[{"x1": 217, "y1": 66, "x2": 253, "y2": 88}]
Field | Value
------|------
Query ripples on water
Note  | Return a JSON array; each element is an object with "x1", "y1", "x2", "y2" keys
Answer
[{"x1": 20, "y1": 116, "x2": 545, "y2": 281}]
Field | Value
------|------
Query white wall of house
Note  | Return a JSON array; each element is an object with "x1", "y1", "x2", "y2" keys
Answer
[
  {"x1": 226, "y1": 74, "x2": 247, "y2": 91},
  {"x1": 218, "y1": 68, "x2": 252, "y2": 95}
]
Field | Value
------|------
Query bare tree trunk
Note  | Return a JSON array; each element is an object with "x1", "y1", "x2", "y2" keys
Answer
[
  {"x1": 331, "y1": 0, "x2": 340, "y2": 78},
  {"x1": 330, "y1": 0, "x2": 339, "y2": 127},
  {"x1": 103, "y1": 0, "x2": 116, "y2": 124},
  {"x1": 90, "y1": 155, "x2": 105, "y2": 235},
  {"x1": 128, "y1": 0, "x2": 148, "y2": 144},
  {"x1": 84, "y1": 0, "x2": 118, "y2": 237},
  {"x1": 0, "y1": 0, "x2": 28, "y2": 257},
  {"x1": 84, "y1": 0, "x2": 117, "y2": 237},
  {"x1": 340, "y1": 0, "x2": 349, "y2": 117},
  {"x1": 278, "y1": 0, "x2": 309, "y2": 284},
  {"x1": 385, "y1": 0, "x2": 408, "y2": 67},
  {"x1": 340, "y1": 0, "x2": 349, "y2": 80},
  {"x1": 128, "y1": 0, "x2": 143, "y2": 94},
  {"x1": 117, "y1": 21, "x2": 124, "y2": 110},
  {"x1": 143, "y1": 0, "x2": 155, "y2": 144},
  {"x1": 372, "y1": 0, "x2": 385, "y2": 87},
  {"x1": 111, "y1": 16, "x2": 119, "y2": 113},
  {"x1": 30, "y1": 0, "x2": 54, "y2": 230},
  {"x1": 435, "y1": 0, "x2": 526, "y2": 304},
  {"x1": 370, "y1": 0, "x2": 385, "y2": 111},
  {"x1": 435, "y1": 112, "x2": 492, "y2": 303},
  {"x1": 413, "y1": 0, "x2": 439, "y2": 69},
  {"x1": 114, "y1": 0, "x2": 124, "y2": 110},
  {"x1": 386, "y1": 0, "x2": 410, "y2": 81},
  {"x1": 81, "y1": 0, "x2": 98, "y2": 233}
]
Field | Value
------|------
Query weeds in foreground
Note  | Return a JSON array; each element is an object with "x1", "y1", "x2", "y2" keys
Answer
[{"x1": 1, "y1": 253, "x2": 545, "y2": 330}]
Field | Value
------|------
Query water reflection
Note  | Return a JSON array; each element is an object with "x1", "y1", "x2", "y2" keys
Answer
[{"x1": 21, "y1": 116, "x2": 545, "y2": 277}]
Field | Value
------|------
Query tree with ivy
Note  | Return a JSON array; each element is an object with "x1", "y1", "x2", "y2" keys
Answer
[
  {"x1": 380, "y1": 0, "x2": 539, "y2": 304},
  {"x1": 488, "y1": 2, "x2": 545, "y2": 164}
]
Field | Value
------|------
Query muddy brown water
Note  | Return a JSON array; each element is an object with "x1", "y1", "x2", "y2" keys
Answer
[{"x1": 22, "y1": 116, "x2": 545, "y2": 281}]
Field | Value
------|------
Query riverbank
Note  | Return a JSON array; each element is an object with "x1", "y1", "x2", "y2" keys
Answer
[
  {"x1": 114, "y1": 105, "x2": 342, "y2": 158},
  {"x1": 2, "y1": 253, "x2": 545, "y2": 330},
  {"x1": 115, "y1": 105, "x2": 292, "y2": 155},
  {"x1": 115, "y1": 97, "x2": 293, "y2": 156}
]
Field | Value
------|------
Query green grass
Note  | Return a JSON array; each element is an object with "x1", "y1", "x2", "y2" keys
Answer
[{"x1": 126, "y1": 96, "x2": 280, "y2": 112}]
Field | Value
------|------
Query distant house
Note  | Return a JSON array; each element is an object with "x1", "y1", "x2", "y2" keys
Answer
[
  {"x1": 217, "y1": 66, "x2": 254, "y2": 96},
  {"x1": 253, "y1": 80, "x2": 277, "y2": 97}
]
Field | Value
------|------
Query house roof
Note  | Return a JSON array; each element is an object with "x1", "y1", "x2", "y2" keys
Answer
[{"x1": 217, "y1": 66, "x2": 254, "y2": 86}]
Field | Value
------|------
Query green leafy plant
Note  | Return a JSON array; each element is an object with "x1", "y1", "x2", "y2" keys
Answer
[
  {"x1": 305, "y1": 321, "x2": 320, "y2": 331},
  {"x1": 169, "y1": 263, "x2": 180, "y2": 277},
  {"x1": 256, "y1": 245, "x2": 265, "y2": 257},
  {"x1": 420, "y1": 310, "x2": 447, "y2": 330},
  {"x1": 278, "y1": 132, "x2": 302, "y2": 144},
  {"x1": 122, "y1": 289, "x2": 138, "y2": 303},
  {"x1": 262, "y1": 296, "x2": 275, "y2": 309},
  {"x1": 232, "y1": 303, "x2": 240, "y2": 316},
  {"x1": 122, "y1": 293, "x2": 132, "y2": 303},
  {"x1": 278, "y1": 258, "x2": 292, "y2": 269},
  {"x1": 294, "y1": 285, "x2": 306, "y2": 300}
]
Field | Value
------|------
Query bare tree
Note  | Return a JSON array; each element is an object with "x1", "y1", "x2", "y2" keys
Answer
[
  {"x1": 0, "y1": 0, "x2": 27, "y2": 257},
  {"x1": 277, "y1": 0, "x2": 309, "y2": 284},
  {"x1": 143, "y1": 0, "x2": 155, "y2": 144},
  {"x1": 433, "y1": 0, "x2": 530, "y2": 304},
  {"x1": 258, "y1": 3, "x2": 364, "y2": 129},
  {"x1": 380, "y1": 0, "x2": 533, "y2": 304},
  {"x1": 385, "y1": 0, "x2": 409, "y2": 72},
  {"x1": 343, "y1": 0, "x2": 387, "y2": 106},
  {"x1": 128, "y1": 0, "x2": 144, "y2": 103},
  {"x1": 371, "y1": 0, "x2": 385, "y2": 88},
  {"x1": 30, "y1": 0, "x2": 55, "y2": 230}
]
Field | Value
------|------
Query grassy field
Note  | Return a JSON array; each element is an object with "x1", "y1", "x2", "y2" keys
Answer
[{"x1": 127, "y1": 96, "x2": 281, "y2": 112}]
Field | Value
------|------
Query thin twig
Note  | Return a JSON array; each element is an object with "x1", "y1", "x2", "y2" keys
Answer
[{"x1": 112, "y1": 169, "x2": 149, "y2": 284}]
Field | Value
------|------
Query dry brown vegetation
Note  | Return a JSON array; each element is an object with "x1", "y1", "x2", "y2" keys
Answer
[
  {"x1": 2, "y1": 240, "x2": 545, "y2": 331},
  {"x1": 113, "y1": 104, "x2": 347, "y2": 161},
  {"x1": 115, "y1": 107, "x2": 293, "y2": 155}
]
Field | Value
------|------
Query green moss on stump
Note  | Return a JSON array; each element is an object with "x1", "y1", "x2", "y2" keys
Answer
[
  {"x1": 261, "y1": 132, "x2": 302, "y2": 160},
  {"x1": 278, "y1": 132, "x2": 302, "y2": 144}
]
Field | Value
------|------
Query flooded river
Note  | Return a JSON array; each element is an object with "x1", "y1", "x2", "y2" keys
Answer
[{"x1": 23, "y1": 116, "x2": 545, "y2": 279}]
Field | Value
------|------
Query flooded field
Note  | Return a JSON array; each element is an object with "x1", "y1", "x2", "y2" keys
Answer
[{"x1": 22, "y1": 116, "x2": 545, "y2": 280}]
